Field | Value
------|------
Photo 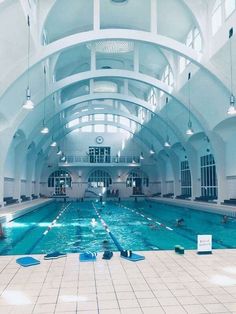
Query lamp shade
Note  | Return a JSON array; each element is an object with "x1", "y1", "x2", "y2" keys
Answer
[{"x1": 23, "y1": 88, "x2": 34, "y2": 110}]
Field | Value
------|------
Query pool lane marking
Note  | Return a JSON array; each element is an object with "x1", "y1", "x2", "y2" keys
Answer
[
  {"x1": 92, "y1": 203, "x2": 126, "y2": 252},
  {"x1": 43, "y1": 203, "x2": 71, "y2": 236},
  {"x1": 26, "y1": 203, "x2": 72, "y2": 254},
  {"x1": 120, "y1": 204, "x2": 173, "y2": 231},
  {"x1": 92, "y1": 203, "x2": 111, "y2": 234}
]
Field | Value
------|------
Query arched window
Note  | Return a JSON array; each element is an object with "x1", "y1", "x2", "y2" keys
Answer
[
  {"x1": 147, "y1": 88, "x2": 158, "y2": 109},
  {"x1": 212, "y1": 0, "x2": 222, "y2": 35},
  {"x1": 160, "y1": 65, "x2": 174, "y2": 98},
  {"x1": 179, "y1": 27, "x2": 202, "y2": 74},
  {"x1": 161, "y1": 65, "x2": 174, "y2": 87},
  {"x1": 48, "y1": 170, "x2": 72, "y2": 195},
  {"x1": 88, "y1": 170, "x2": 112, "y2": 188},
  {"x1": 126, "y1": 170, "x2": 149, "y2": 195},
  {"x1": 180, "y1": 161, "x2": 192, "y2": 196}
]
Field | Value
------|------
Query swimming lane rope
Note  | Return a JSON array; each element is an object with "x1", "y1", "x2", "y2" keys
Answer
[
  {"x1": 43, "y1": 202, "x2": 72, "y2": 236},
  {"x1": 27, "y1": 202, "x2": 72, "y2": 254},
  {"x1": 119, "y1": 204, "x2": 173, "y2": 231},
  {"x1": 92, "y1": 203, "x2": 124, "y2": 251}
]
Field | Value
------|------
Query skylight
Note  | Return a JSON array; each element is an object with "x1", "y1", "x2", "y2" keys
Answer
[
  {"x1": 67, "y1": 119, "x2": 79, "y2": 128},
  {"x1": 93, "y1": 81, "x2": 118, "y2": 93},
  {"x1": 87, "y1": 40, "x2": 134, "y2": 54}
]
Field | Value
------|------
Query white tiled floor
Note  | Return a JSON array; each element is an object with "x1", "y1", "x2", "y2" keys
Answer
[{"x1": 1, "y1": 250, "x2": 236, "y2": 313}]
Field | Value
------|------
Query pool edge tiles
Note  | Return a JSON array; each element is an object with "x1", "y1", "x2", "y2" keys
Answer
[
  {"x1": 149, "y1": 197, "x2": 236, "y2": 216},
  {"x1": 0, "y1": 198, "x2": 54, "y2": 223}
]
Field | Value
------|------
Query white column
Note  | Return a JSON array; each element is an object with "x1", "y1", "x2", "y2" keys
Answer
[
  {"x1": 90, "y1": 79, "x2": 94, "y2": 94},
  {"x1": 90, "y1": 46, "x2": 96, "y2": 71},
  {"x1": 35, "y1": 181, "x2": 40, "y2": 196},
  {"x1": 13, "y1": 178, "x2": 21, "y2": 202},
  {"x1": 134, "y1": 43, "x2": 139, "y2": 72},
  {"x1": 150, "y1": 0, "x2": 158, "y2": 33},
  {"x1": 186, "y1": 145, "x2": 198, "y2": 200},
  {"x1": 0, "y1": 173, "x2": 4, "y2": 206},
  {"x1": 93, "y1": 0, "x2": 100, "y2": 30},
  {"x1": 123, "y1": 79, "x2": 129, "y2": 95},
  {"x1": 25, "y1": 180, "x2": 32, "y2": 198}
]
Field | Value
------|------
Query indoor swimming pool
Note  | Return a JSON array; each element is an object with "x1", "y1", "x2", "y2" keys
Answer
[{"x1": 0, "y1": 200, "x2": 235, "y2": 255}]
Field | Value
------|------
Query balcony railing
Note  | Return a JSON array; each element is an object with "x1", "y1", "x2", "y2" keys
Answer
[{"x1": 59, "y1": 155, "x2": 140, "y2": 166}]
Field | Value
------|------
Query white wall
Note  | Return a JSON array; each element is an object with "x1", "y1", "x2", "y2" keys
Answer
[{"x1": 4, "y1": 177, "x2": 14, "y2": 197}]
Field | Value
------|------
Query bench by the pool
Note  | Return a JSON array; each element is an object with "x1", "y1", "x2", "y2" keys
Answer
[{"x1": 3, "y1": 196, "x2": 19, "y2": 206}]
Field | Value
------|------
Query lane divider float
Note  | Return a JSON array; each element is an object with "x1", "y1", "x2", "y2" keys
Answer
[
  {"x1": 92, "y1": 203, "x2": 124, "y2": 252},
  {"x1": 43, "y1": 203, "x2": 72, "y2": 236},
  {"x1": 119, "y1": 204, "x2": 173, "y2": 231}
]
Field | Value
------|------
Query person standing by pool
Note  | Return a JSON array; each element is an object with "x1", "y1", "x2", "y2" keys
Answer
[{"x1": 0, "y1": 223, "x2": 5, "y2": 239}]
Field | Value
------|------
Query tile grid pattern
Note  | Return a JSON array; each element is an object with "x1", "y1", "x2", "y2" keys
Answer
[{"x1": 0, "y1": 250, "x2": 236, "y2": 313}]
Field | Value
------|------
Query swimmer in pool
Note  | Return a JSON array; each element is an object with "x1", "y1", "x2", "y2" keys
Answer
[
  {"x1": 176, "y1": 218, "x2": 184, "y2": 227},
  {"x1": 222, "y1": 215, "x2": 228, "y2": 224},
  {"x1": 90, "y1": 218, "x2": 97, "y2": 227},
  {"x1": 148, "y1": 223, "x2": 158, "y2": 230}
]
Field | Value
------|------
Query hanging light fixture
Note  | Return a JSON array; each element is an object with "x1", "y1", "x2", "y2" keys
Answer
[
  {"x1": 23, "y1": 16, "x2": 34, "y2": 110},
  {"x1": 50, "y1": 96, "x2": 57, "y2": 147},
  {"x1": 140, "y1": 152, "x2": 144, "y2": 160},
  {"x1": 57, "y1": 146, "x2": 62, "y2": 155},
  {"x1": 164, "y1": 97, "x2": 171, "y2": 148},
  {"x1": 186, "y1": 72, "x2": 194, "y2": 135},
  {"x1": 61, "y1": 153, "x2": 66, "y2": 162},
  {"x1": 40, "y1": 66, "x2": 49, "y2": 134},
  {"x1": 164, "y1": 136, "x2": 171, "y2": 148},
  {"x1": 50, "y1": 140, "x2": 57, "y2": 147},
  {"x1": 227, "y1": 27, "x2": 236, "y2": 115},
  {"x1": 149, "y1": 144, "x2": 155, "y2": 155}
]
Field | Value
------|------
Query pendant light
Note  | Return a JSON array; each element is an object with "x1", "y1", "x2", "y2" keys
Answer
[
  {"x1": 50, "y1": 95, "x2": 57, "y2": 147},
  {"x1": 61, "y1": 153, "x2": 66, "y2": 162},
  {"x1": 227, "y1": 27, "x2": 236, "y2": 115},
  {"x1": 164, "y1": 97, "x2": 171, "y2": 148},
  {"x1": 40, "y1": 66, "x2": 49, "y2": 134},
  {"x1": 139, "y1": 128, "x2": 145, "y2": 160},
  {"x1": 23, "y1": 16, "x2": 34, "y2": 110},
  {"x1": 50, "y1": 140, "x2": 57, "y2": 147},
  {"x1": 57, "y1": 147, "x2": 62, "y2": 155},
  {"x1": 186, "y1": 72, "x2": 194, "y2": 135},
  {"x1": 149, "y1": 144, "x2": 155, "y2": 155}
]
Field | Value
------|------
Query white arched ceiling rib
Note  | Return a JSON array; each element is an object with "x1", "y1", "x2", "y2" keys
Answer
[
  {"x1": 22, "y1": 93, "x2": 186, "y2": 153},
  {"x1": 181, "y1": 0, "x2": 207, "y2": 45},
  {"x1": 34, "y1": 113, "x2": 165, "y2": 155},
  {"x1": 42, "y1": 121, "x2": 155, "y2": 159},
  {"x1": 1, "y1": 28, "x2": 226, "y2": 103},
  {"x1": 0, "y1": 28, "x2": 226, "y2": 154},
  {"x1": 52, "y1": 69, "x2": 209, "y2": 130},
  {"x1": 38, "y1": 29, "x2": 226, "y2": 87}
]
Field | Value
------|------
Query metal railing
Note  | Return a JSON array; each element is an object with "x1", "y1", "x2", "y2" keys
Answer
[{"x1": 61, "y1": 155, "x2": 140, "y2": 164}]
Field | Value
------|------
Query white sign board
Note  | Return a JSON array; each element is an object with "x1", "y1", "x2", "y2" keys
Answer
[{"x1": 197, "y1": 235, "x2": 212, "y2": 254}]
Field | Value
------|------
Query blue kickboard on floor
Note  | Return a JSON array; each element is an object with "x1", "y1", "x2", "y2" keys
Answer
[
  {"x1": 79, "y1": 252, "x2": 97, "y2": 262},
  {"x1": 16, "y1": 256, "x2": 40, "y2": 267},
  {"x1": 44, "y1": 251, "x2": 66, "y2": 260},
  {"x1": 121, "y1": 253, "x2": 145, "y2": 262}
]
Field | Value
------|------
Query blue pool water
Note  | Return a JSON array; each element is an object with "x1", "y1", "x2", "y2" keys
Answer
[{"x1": 0, "y1": 200, "x2": 235, "y2": 255}]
